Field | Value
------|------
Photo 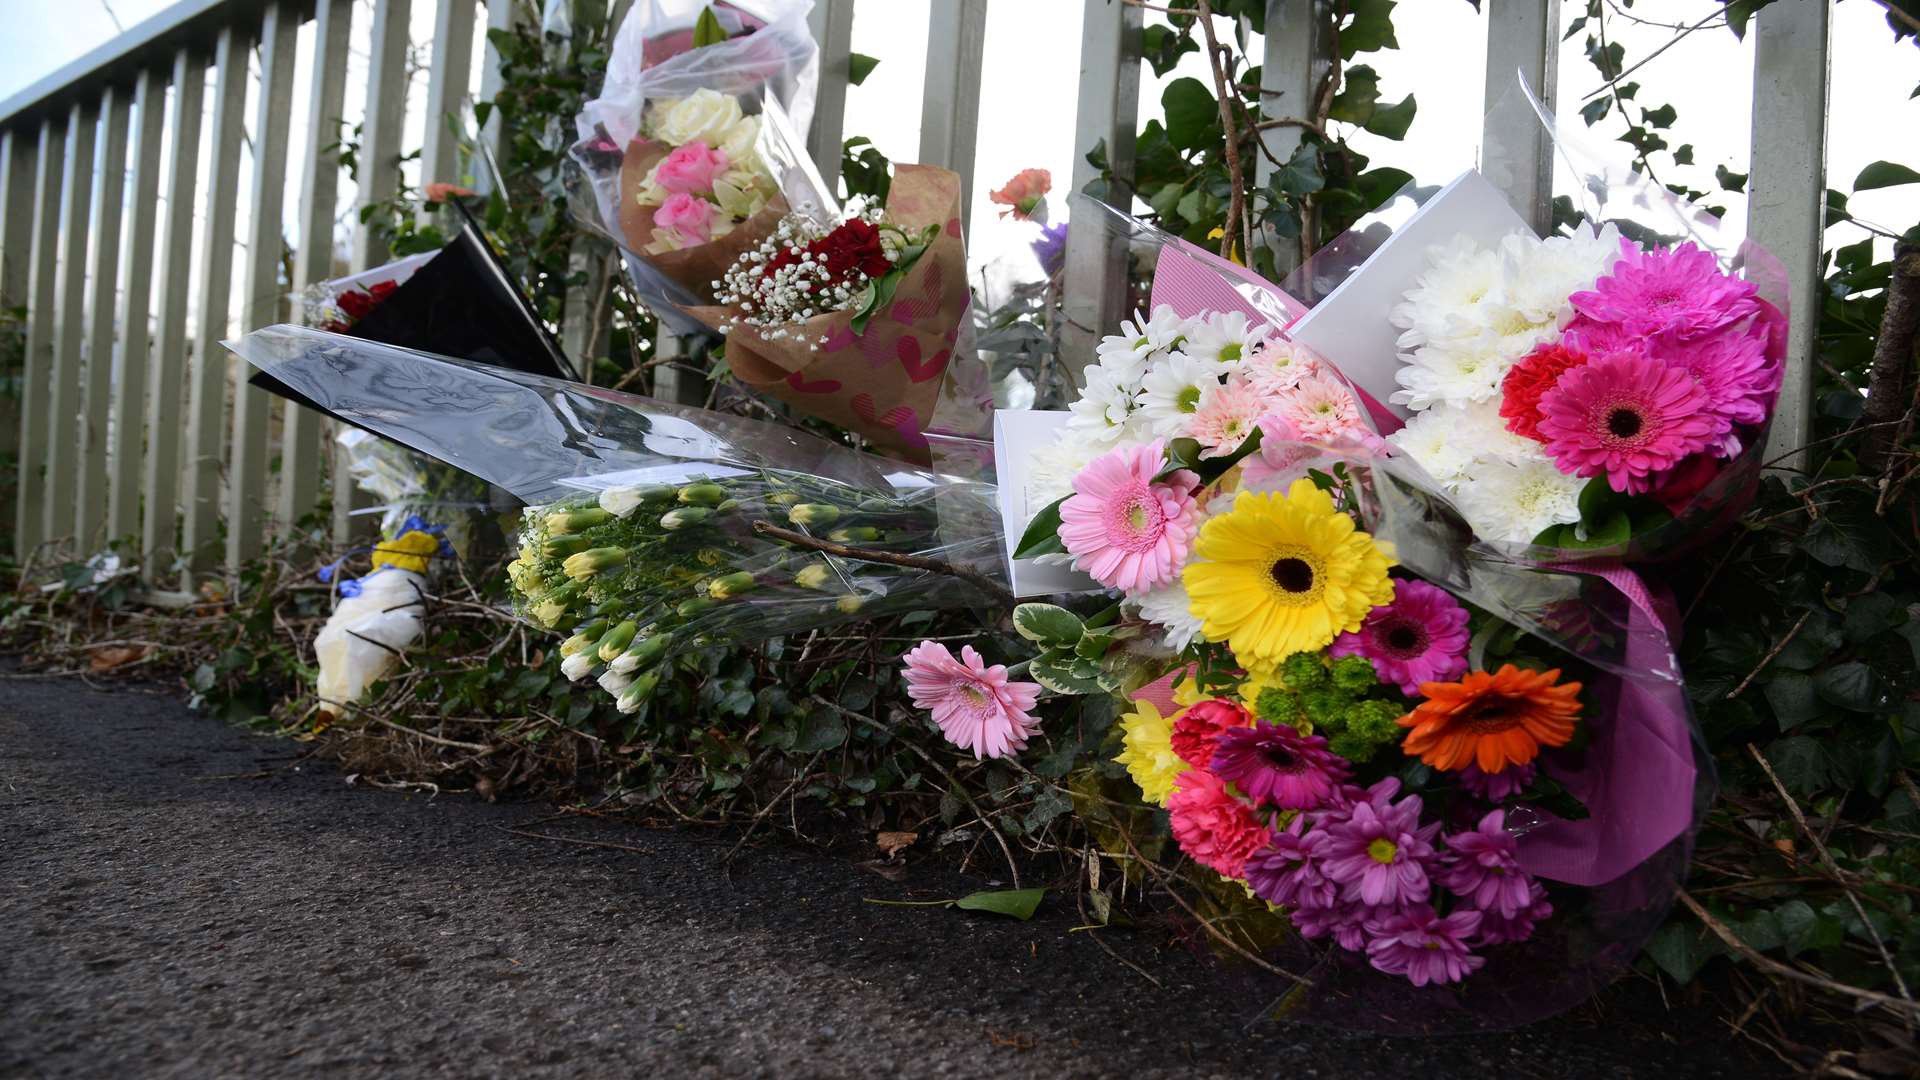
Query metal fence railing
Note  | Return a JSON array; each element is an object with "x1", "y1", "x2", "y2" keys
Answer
[{"x1": 0, "y1": 0, "x2": 1831, "y2": 598}]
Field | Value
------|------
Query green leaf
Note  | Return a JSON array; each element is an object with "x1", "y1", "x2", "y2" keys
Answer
[
  {"x1": 1776, "y1": 899, "x2": 1845, "y2": 957},
  {"x1": 1762, "y1": 671, "x2": 1820, "y2": 731},
  {"x1": 1579, "y1": 97, "x2": 1610, "y2": 127},
  {"x1": 1161, "y1": 78, "x2": 1219, "y2": 150},
  {"x1": 1644, "y1": 922, "x2": 1710, "y2": 983},
  {"x1": 1328, "y1": 64, "x2": 1381, "y2": 126},
  {"x1": 850, "y1": 269, "x2": 905, "y2": 336},
  {"x1": 1013, "y1": 603, "x2": 1085, "y2": 647},
  {"x1": 1798, "y1": 503, "x2": 1888, "y2": 573},
  {"x1": 1154, "y1": 428, "x2": 1266, "y2": 487},
  {"x1": 794, "y1": 713, "x2": 848, "y2": 752},
  {"x1": 1363, "y1": 94, "x2": 1417, "y2": 140},
  {"x1": 1766, "y1": 735, "x2": 1831, "y2": 795},
  {"x1": 953, "y1": 888, "x2": 1047, "y2": 920},
  {"x1": 1011, "y1": 496, "x2": 1068, "y2": 559},
  {"x1": 847, "y1": 52, "x2": 880, "y2": 86},
  {"x1": 1715, "y1": 163, "x2": 1748, "y2": 194},
  {"x1": 1339, "y1": 0, "x2": 1399, "y2": 58},
  {"x1": 1814, "y1": 661, "x2": 1883, "y2": 712},
  {"x1": 1854, "y1": 160, "x2": 1920, "y2": 191},
  {"x1": 1021, "y1": 789, "x2": 1073, "y2": 832},
  {"x1": 1642, "y1": 103, "x2": 1677, "y2": 129},
  {"x1": 1030, "y1": 651, "x2": 1105, "y2": 696},
  {"x1": 691, "y1": 6, "x2": 729, "y2": 48}
]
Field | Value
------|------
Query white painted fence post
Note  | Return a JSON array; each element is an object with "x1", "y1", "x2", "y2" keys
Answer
[
  {"x1": 1256, "y1": 0, "x2": 1333, "y2": 276},
  {"x1": 15, "y1": 118, "x2": 64, "y2": 557},
  {"x1": 421, "y1": 0, "x2": 479, "y2": 198},
  {"x1": 143, "y1": 50, "x2": 205, "y2": 584},
  {"x1": 0, "y1": 130, "x2": 32, "y2": 307},
  {"x1": 76, "y1": 85, "x2": 130, "y2": 552},
  {"x1": 1748, "y1": 0, "x2": 1831, "y2": 473},
  {"x1": 918, "y1": 0, "x2": 987, "y2": 236},
  {"x1": 1480, "y1": 0, "x2": 1559, "y2": 234},
  {"x1": 107, "y1": 66, "x2": 168, "y2": 549},
  {"x1": 43, "y1": 101, "x2": 97, "y2": 554},
  {"x1": 1061, "y1": 0, "x2": 1142, "y2": 385},
  {"x1": 805, "y1": 0, "x2": 854, "y2": 197}
]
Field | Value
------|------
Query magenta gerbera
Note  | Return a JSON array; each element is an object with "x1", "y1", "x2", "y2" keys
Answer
[
  {"x1": 1569, "y1": 239, "x2": 1759, "y2": 340},
  {"x1": 1245, "y1": 816, "x2": 1337, "y2": 909},
  {"x1": 901, "y1": 641, "x2": 1042, "y2": 761},
  {"x1": 1319, "y1": 787, "x2": 1441, "y2": 907},
  {"x1": 1166, "y1": 767, "x2": 1268, "y2": 879},
  {"x1": 1438, "y1": 809, "x2": 1538, "y2": 918},
  {"x1": 1209, "y1": 721, "x2": 1351, "y2": 810},
  {"x1": 1058, "y1": 439, "x2": 1202, "y2": 593},
  {"x1": 1364, "y1": 906, "x2": 1486, "y2": 987},
  {"x1": 1329, "y1": 579, "x2": 1470, "y2": 696},
  {"x1": 1651, "y1": 322, "x2": 1780, "y2": 453},
  {"x1": 1536, "y1": 349, "x2": 1726, "y2": 493}
]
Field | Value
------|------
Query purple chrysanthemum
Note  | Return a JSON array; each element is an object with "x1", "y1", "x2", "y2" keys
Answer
[
  {"x1": 1209, "y1": 722, "x2": 1351, "y2": 810},
  {"x1": 1470, "y1": 881, "x2": 1554, "y2": 946},
  {"x1": 1329, "y1": 578, "x2": 1471, "y2": 696},
  {"x1": 1245, "y1": 817, "x2": 1337, "y2": 909},
  {"x1": 1294, "y1": 896, "x2": 1399, "y2": 951},
  {"x1": 1031, "y1": 221, "x2": 1069, "y2": 276},
  {"x1": 1364, "y1": 905, "x2": 1487, "y2": 987},
  {"x1": 1439, "y1": 809, "x2": 1539, "y2": 918},
  {"x1": 1458, "y1": 762, "x2": 1536, "y2": 802},
  {"x1": 1319, "y1": 787, "x2": 1441, "y2": 907},
  {"x1": 1569, "y1": 239, "x2": 1759, "y2": 340}
]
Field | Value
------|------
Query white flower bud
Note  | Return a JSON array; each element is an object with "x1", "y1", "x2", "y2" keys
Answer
[{"x1": 560, "y1": 651, "x2": 596, "y2": 681}]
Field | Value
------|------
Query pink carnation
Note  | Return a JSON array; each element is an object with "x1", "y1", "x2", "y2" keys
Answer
[
  {"x1": 1167, "y1": 768, "x2": 1268, "y2": 879},
  {"x1": 653, "y1": 140, "x2": 730, "y2": 195},
  {"x1": 990, "y1": 168, "x2": 1052, "y2": 220},
  {"x1": 1329, "y1": 578, "x2": 1470, "y2": 696},
  {"x1": 652, "y1": 192, "x2": 715, "y2": 244},
  {"x1": 1058, "y1": 439, "x2": 1202, "y2": 593},
  {"x1": 901, "y1": 641, "x2": 1042, "y2": 761},
  {"x1": 1536, "y1": 349, "x2": 1726, "y2": 494},
  {"x1": 1569, "y1": 239, "x2": 1759, "y2": 340}
]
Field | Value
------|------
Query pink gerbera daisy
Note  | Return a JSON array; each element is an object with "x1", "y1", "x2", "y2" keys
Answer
[
  {"x1": 1535, "y1": 350, "x2": 1726, "y2": 494},
  {"x1": 1569, "y1": 239, "x2": 1759, "y2": 340},
  {"x1": 1270, "y1": 373, "x2": 1366, "y2": 444},
  {"x1": 1187, "y1": 378, "x2": 1267, "y2": 456},
  {"x1": 1209, "y1": 721, "x2": 1351, "y2": 810},
  {"x1": 1650, "y1": 322, "x2": 1780, "y2": 450},
  {"x1": 1364, "y1": 906, "x2": 1486, "y2": 987},
  {"x1": 901, "y1": 641, "x2": 1042, "y2": 760},
  {"x1": 1329, "y1": 579, "x2": 1471, "y2": 696},
  {"x1": 1058, "y1": 439, "x2": 1202, "y2": 592},
  {"x1": 1166, "y1": 768, "x2": 1269, "y2": 879}
]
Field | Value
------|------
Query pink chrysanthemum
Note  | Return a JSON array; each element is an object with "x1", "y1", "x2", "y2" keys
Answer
[
  {"x1": 1329, "y1": 579, "x2": 1470, "y2": 696},
  {"x1": 1058, "y1": 439, "x2": 1202, "y2": 592},
  {"x1": 901, "y1": 641, "x2": 1042, "y2": 761},
  {"x1": 1297, "y1": 897, "x2": 1397, "y2": 952},
  {"x1": 1438, "y1": 809, "x2": 1538, "y2": 918},
  {"x1": 1166, "y1": 768, "x2": 1269, "y2": 879},
  {"x1": 1536, "y1": 349, "x2": 1726, "y2": 494},
  {"x1": 1209, "y1": 721, "x2": 1351, "y2": 810},
  {"x1": 1319, "y1": 787, "x2": 1441, "y2": 907},
  {"x1": 1470, "y1": 881, "x2": 1553, "y2": 946},
  {"x1": 1187, "y1": 378, "x2": 1267, "y2": 456},
  {"x1": 1569, "y1": 239, "x2": 1759, "y2": 340},
  {"x1": 1245, "y1": 817, "x2": 1337, "y2": 909},
  {"x1": 1364, "y1": 906, "x2": 1486, "y2": 987},
  {"x1": 1271, "y1": 373, "x2": 1366, "y2": 443},
  {"x1": 1245, "y1": 338, "x2": 1324, "y2": 395},
  {"x1": 1458, "y1": 762, "x2": 1536, "y2": 802}
]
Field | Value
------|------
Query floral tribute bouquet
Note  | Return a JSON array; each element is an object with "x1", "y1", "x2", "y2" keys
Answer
[
  {"x1": 1383, "y1": 227, "x2": 1786, "y2": 547},
  {"x1": 299, "y1": 251, "x2": 434, "y2": 333}
]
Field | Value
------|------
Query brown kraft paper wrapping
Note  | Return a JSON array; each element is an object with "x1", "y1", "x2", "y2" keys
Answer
[
  {"x1": 618, "y1": 139, "x2": 789, "y2": 303},
  {"x1": 684, "y1": 164, "x2": 968, "y2": 462}
]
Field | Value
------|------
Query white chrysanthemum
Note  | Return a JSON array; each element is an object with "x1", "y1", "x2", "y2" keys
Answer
[
  {"x1": 1028, "y1": 432, "x2": 1107, "y2": 509},
  {"x1": 1451, "y1": 453, "x2": 1585, "y2": 544},
  {"x1": 1066, "y1": 366, "x2": 1139, "y2": 446},
  {"x1": 1140, "y1": 304, "x2": 1195, "y2": 353},
  {"x1": 1390, "y1": 337, "x2": 1514, "y2": 410},
  {"x1": 1389, "y1": 236, "x2": 1504, "y2": 345},
  {"x1": 1386, "y1": 406, "x2": 1476, "y2": 491},
  {"x1": 1136, "y1": 351, "x2": 1225, "y2": 438},
  {"x1": 1132, "y1": 578, "x2": 1204, "y2": 651},
  {"x1": 1452, "y1": 398, "x2": 1544, "y2": 466},
  {"x1": 1179, "y1": 310, "x2": 1270, "y2": 370},
  {"x1": 1497, "y1": 223, "x2": 1627, "y2": 326}
]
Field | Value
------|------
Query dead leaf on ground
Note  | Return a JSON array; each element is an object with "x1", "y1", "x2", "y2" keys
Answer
[
  {"x1": 856, "y1": 857, "x2": 908, "y2": 882},
  {"x1": 88, "y1": 644, "x2": 149, "y2": 672},
  {"x1": 876, "y1": 830, "x2": 917, "y2": 857}
]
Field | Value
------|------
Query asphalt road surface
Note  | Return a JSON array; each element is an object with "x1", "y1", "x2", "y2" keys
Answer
[{"x1": 0, "y1": 672, "x2": 1776, "y2": 1078}]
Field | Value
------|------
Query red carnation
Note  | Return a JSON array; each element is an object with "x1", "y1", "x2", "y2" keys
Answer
[
  {"x1": 1500, "y1": 342, "x2": 1592, "y2": 443},
  {"x1": 1169, "y1": 698, "x2": 1254, "y2": 768},
  {"x1": 814, "y1": 219, "x2": 892, "y2": 280}
]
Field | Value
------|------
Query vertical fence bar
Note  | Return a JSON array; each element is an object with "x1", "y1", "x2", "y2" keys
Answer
[
  {"x1": 143, "y1": 50, "x2": 205, "y2": 586},
  {"x1": 182, "y1": 25, "x2": 253, "y2": 584},
  {"x1": 338, "y1": 0, "x2": 412, "y2": 546},
  {"x1": 476, "y1": 0, "x2": 525, "y2": 193},
  {"x1": 280, "y1": 0, "x2": 353, "y2": 533},
  {"x1": 43, "y1": 102, "x2": 98, "y2": 553},
  {"x1": 76, "y1": 87, "x2": 131, "y2": 551},
  {"x1": 805, "y1": 0, "x2": 854, "y2": 197},
  {"x1": 0, "y1": 130, "x2": 33, "y2": 305},
  {"x1": 1480, "y1": 0, "x2": 1559, "y2": 234},
  {"x1": 421, "y1": 0, "x2": 477, "y2": 195},
  {"x1": 918, "y1": 0, "x2": 987, "y2": 235},
  {"x1": 15, "y1": 119, "x2": 64, "y2": 557},
  {"x1": 228, "y1": 1, "x2": 299, "y2": 571},
  {"x1": 1061, "y1": 0, "x2": 1142, "y2": 385},
  {"x1": 1748, "y1": 0, "x2": 1830, "y2": 472},
  {"x1": 1256, "y1": 0, "x2": 1332, "y2": 276},
  {"x1": 108, "y1": 67, "x2": 168, "y2": 548}
]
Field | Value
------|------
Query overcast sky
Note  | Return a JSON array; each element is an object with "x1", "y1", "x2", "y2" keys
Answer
[{"x1": 1, "y1": 0, "x2": 1913, "y2": 278}]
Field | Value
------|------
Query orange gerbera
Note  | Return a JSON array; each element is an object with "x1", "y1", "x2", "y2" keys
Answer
[{"x1": 1397, "y1": 664, "x2": 1582, "y2": 774}]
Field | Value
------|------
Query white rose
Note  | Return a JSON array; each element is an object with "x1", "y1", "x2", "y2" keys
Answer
[
  {"x1": 716, "y1": 115, "x2": 762, "y2": 169},
  {"x1": 651, "y1": 88, "x2": 746, "y2": 149}
]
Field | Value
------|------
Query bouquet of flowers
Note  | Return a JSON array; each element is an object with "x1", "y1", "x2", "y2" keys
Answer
[
  {"x1": 299, "y1": 251, "x2": 434, "y2": 332},
  {"x1": 1384, "y1": 227, "x2": 1785, "y2": 546},
  {"x1": 616, "y1": 88, "x2": 784, "y2": 264}
]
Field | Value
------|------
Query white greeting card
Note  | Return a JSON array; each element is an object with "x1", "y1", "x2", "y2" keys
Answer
[
  {"x1": 992, "y1": 409, "x2": 1101, "y2": 598},
  {"x1": 1285, "y1": 168, "x2": 1531, "y2": 421}
]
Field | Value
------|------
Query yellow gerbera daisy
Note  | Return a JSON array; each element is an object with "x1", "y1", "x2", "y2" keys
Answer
[
  {"x1": 1115, "y1": 698, "x2": 1188, "y2": 807},
  {"x1": 1182, "y1": 479, "x2": 1395, "y2": 666}
]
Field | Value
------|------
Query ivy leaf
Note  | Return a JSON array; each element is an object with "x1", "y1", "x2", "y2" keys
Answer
[
  {"x1": 1766, "y1": 736, "x2": 1831, "y2": 795},
  {"x1": 1328, "y1": 65, "x2": 1382, "y2": 126},
  {"x1": 1815, "y1": 662, "x2": 1884, "y2": 712},
  {"x1": 1021, "y1": 789, "x2": 1073, "y2": 832},
  {"x1": 1162, "y1": 78, "x2": 1219, "y2": 150},
  {"x1": 1855, "y1": 161, "x2": 1920, "y2": 190},
  {"x1": 1776, "y1": 898, "x2": 1846, "y2": 957},
  {"x1": 794, "y1": 712, "x2": 847, "y2": 752},
  {"x1": 1762, "y1": 671, "x2": 1820, "y2": 731},
  {"x1": 1011, "y1": 496, "x2": 1067, "y2": 559},
  {"x1": 1013, "y1": 603, "x2": 1085, "y2": 648},
  {"x1": 1275, "y1": 145, "x2": 1326, "y2": 198},
  {"x1": 1642, "y1": 103, "x2": 1678, "y2": 129},
  {"x1": 847, "y1": 52, "x2": 880, "y2": 86},
  {"x1": 1644, "y1": 922, "x2": 1711, "y2": 983},
  {"x1": 1340, "y1": 0, "x2": 1399, "y2": 59},
  {"x1": 1799, "y1": 503, "x2": 1887, "y2": 573},
  {"x1": 1579, "y1": 98, "x2": 1610, "y2": 127},
  {"x1": 1364, "y1": 94, "x2": 1417, "y2": 140},
  {"x1": 953, "y1": 888, "x2": 1047, "y2": 920}
]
